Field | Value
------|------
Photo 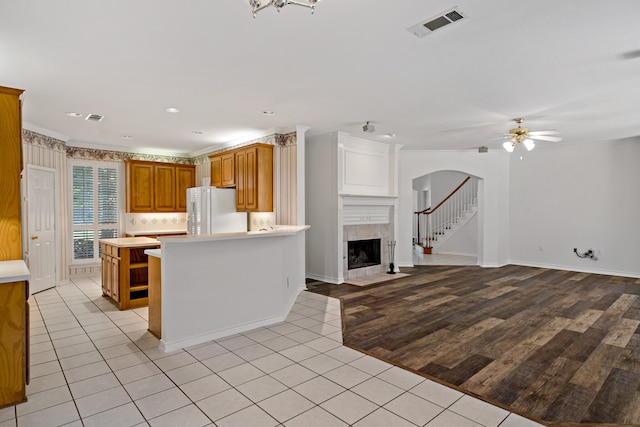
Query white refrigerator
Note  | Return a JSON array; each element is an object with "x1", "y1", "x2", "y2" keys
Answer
[{"x1": 186, "y1": 187, "x2": 247, "y2": 235}]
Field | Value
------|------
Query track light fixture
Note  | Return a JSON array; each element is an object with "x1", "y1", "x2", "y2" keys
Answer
[
  {"x1": 363, "y1": 121, "x2": 375, "y2": 133},
  {"x1": 249, "y1": 0, "x2": 319, "y2": 18}
]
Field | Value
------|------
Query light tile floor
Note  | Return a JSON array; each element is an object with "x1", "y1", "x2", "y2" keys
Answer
[
  {"x1": 0, "y1": 275, "x2": 544, "y2": 427},
  {"x1": 412, "y1": 248, "x2": 478, "y2": 266}
]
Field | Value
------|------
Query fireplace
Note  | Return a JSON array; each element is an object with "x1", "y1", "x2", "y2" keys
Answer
[{"x1": 348, "y1": 239, "x2": 381, "y2": 270}]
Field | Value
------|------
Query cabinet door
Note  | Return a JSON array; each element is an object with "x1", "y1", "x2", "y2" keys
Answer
[
  {"x1": 110, "y1": 256, "x2": 120, "y2": 302},
  {"x1": 0, "y1": 280, "x2": 26, "y2": 406},
  {"x1": 210, "y1": 156, "x2": 222, "y2": 187},
  {"x1": 235, "y1": 149, "x2": 247, "y2": 211},
  {"x1": 154, "y1": 164, "x2": 176, "y2": 211},
  {"x1": 245, "y1": 147, "x2": 258, "y2": 211},
  {"x1": 101, "y1": 254, "x2": 111, "y2": 297},
  {"x1": 128, "y1": 162, "x2": 155, "y2": 212},
  {"x1": 175, "y1": 165, "x2": 195, "y2": 211},
  {"x1": 221, "y1": 152, "x2": 236, "y2": 187}
]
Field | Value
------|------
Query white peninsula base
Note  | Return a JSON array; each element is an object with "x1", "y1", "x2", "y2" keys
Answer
[{"x1": 155, "y1": 226, "x2": 309, "y2": 352}]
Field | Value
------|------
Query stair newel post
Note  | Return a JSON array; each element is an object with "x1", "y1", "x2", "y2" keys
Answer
[{"x1": 387, "y1": 240, "x2": 396, "y2": 274}]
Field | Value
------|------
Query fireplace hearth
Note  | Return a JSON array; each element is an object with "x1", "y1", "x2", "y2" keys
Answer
[{"x1": 348, "y1": 239, "x2": 381, "y2": 270}]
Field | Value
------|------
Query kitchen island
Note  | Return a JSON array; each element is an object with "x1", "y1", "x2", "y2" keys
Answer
[
  {"x1": 147, "y1": 225, "x2": 308, "y2": 352},
  {"x1": 100, "y1": 237, "x2": 160, "y2": 310}
]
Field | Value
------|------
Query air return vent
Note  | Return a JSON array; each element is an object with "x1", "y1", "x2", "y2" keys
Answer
[
  {"x1": 85, "y1": 113, "x2": 104, "y2": 122},
  {"x1": 407, "y1": 7, "x2": 467, "y2": 38}
]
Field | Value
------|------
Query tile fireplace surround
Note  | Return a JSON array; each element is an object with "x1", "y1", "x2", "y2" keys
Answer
[{"x1": 343, "y1": 224, "x2": 392, "y2": 280}]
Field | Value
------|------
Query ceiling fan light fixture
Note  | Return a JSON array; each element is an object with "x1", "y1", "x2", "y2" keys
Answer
[
  {"x1": 523, "y1": 138, "x2": 535, "y2": 151},
  {"x1": 503, "y1": 141, "x2": 515, "y2": 153}
]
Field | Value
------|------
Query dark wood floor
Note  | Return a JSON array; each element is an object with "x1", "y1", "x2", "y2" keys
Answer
[{"x1": 306, "y1": 265, "x2": 640, "y2": 426}]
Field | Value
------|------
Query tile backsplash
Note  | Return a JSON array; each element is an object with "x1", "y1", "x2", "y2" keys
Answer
[{"x1": 124, "y1": 212, "x2": 187, "y2": 234}]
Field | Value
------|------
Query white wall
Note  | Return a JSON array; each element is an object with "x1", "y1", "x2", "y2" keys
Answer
[
  {"x1": 430, "y1": 170, "x2": 469, "y2": 207},
  {"x1": 305, "y1": 133, "x2": 340, "y2": 282},
  {"x1": 398, "y1": 150, "x2": 510, "y2": 268},
  {"x1": 509, "y1": 139, "x2": 640, "y2": 277}
]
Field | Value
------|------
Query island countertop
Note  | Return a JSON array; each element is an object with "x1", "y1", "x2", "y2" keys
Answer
[
  {"x1": 99, "y1": 237, "x2": 160, "y2": 247},
  {"x1": 156, "y1": 225, "x2": 309, "y2": 244}
]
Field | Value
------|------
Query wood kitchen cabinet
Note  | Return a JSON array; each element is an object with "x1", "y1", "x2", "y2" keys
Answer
[
  {"x1": 125, "y1": 160, "x2": 195, "y2": 213},
  {"x1": 209, "y1": 143, "x2": 273, "y2": 211},
  {"x1": 100, "y1": 238, "x2": 160, "y2": 310},
  {"x1": 0, "y1": 86, "x2": 29, "y2": 408},
  {"x1": 176, "y1": 165, "x2": 196, "y2": 211},
  {"x1": 235, "y1": 143, "x2": 273, "y2": 212},
  {"x1": 154, "y1": 163, "x2": 176, "y2": 211},
  {"x1": 0, "y1": 261, "x2": 30, "y2": 408},
  {"x1": 209, "y1": 151, "x2": 236, "y2": 188},
  {"x1": 0, "y1": 86, "x2": 25, "y2": 261}
]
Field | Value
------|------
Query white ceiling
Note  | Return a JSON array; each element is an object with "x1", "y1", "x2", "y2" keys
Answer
[{"x1": 2, "y1": 0, "x2": 640, "y2": 156}]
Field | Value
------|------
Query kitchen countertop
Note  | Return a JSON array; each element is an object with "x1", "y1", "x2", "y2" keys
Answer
[
  {"x1": 0, "y1": 260, "x2": 30, "y2": 283},
  {"x1": 157, "y1": 225, "x2": 310, "y2": 243},
  {"x1": 99, "y1": 237, "x2": 160, "y2": 247},
  {"x1": 124, "y1": 230, "x2": 186, "y2": 237}
]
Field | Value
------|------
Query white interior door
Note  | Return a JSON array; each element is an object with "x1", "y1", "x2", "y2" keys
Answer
[{"x1": 27, "y1": 165, "x2": 56, "y2": 294}]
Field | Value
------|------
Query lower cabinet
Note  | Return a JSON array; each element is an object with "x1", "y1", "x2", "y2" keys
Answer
[
  {"x1": 101, "y1": 243, "x2": 159, "y2": 310},
  {"x1": 147, "y1": 255, "x2": 162, "y2": 338},
  {"x1": 0, "y1": 279, "x2": 28, "y2": 408}
]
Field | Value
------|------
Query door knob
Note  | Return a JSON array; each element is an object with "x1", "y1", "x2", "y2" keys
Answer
[{"x1": 31, "y1": 235, "x2": 38, "y2": 240}]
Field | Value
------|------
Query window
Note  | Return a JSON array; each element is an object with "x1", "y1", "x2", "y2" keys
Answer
[{"x1": 71, "y1": 161, "x2": 120, "y2": 263}]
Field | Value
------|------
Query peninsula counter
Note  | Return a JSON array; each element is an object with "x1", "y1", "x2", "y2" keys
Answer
[{"x1": 150, "y1": 226, "x2": 309, "y2": 352}]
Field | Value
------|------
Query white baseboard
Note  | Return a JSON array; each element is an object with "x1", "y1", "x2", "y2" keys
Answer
[
  {"x1": 306, "y1": 273, "x2": 342, "y2": 285},
  {"x1": 509, "y1": 260, "x2": 640, "y2": 279}
]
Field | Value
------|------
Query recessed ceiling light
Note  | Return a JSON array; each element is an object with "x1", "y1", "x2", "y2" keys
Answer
[
  {"x1": 382, "y1": 133, "x2": 396, "y2": 138},
  {"x1": 192, "y1": 131, "x2": 203, "y2": 135},
  {"x1": 121, "y1": 135, "x2": 134, "y2": 140},
  {"x1": 66, "y1": 112, "x2": 82, "y2": 118},
  {"x1": 262, "y1": 111, "x2": 274, "y2": 116},
  {"x1": 165, "y1": 107, "x2": 180, "y2": 113}
]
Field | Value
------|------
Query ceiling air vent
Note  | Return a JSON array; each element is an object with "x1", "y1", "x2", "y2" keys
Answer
[
  {"x1": 407, "y1": 7, "x2": 467, "y2": 38},
  {"x1": 85, "y1": 113, "x2": 104, "y2": 122}
]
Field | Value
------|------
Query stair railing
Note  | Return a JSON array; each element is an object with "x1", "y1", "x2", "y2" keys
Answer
[{"x1": 414, "y1": 176, "x2": 478, "y2": 251}]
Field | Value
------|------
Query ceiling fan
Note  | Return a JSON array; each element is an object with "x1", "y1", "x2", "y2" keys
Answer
[{"x1": 502, "y1": 117, "x2": 562, "y2": 152}]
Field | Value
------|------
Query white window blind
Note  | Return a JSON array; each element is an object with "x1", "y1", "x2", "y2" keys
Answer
[{"x1": 71, "y1": 161, "x2": 119, "y2": 263}]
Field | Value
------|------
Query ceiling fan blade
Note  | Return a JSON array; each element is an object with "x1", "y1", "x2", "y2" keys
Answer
[
  {"x1": 530, "y1": 135, "x2": 562, "y2": 142},
  {"x1": 528, "y1": 130, "x2": 559, "y2": 136}
]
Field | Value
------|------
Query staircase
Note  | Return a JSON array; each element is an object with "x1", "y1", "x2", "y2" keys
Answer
[{"x1": 414, "y1": 176, "x2": 478, "y2": 254}]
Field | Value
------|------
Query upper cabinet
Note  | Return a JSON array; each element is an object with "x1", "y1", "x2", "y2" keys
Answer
[
  {"x1": 0, "y1": 86, "x2": 25, "y2": 261},
  {"x1": 210, "y1": 143, "x2": 273, "y2": 212},
  {"x1": 209, "y1": 151, "x2": 235, "y2": 188},
  {"x1": 175, "y1": 165, "x2": 196, "y2": 211},
  {"x1": 153, "y1": 164, "x2": 176, "y2": 212},
  {"x1": 125, "y1": 160, "x2": 195, "y2": 213}
]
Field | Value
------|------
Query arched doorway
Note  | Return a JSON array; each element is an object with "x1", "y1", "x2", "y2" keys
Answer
[{"x1": 412, "y1": 170, "x2": 481, "y2": 266}]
